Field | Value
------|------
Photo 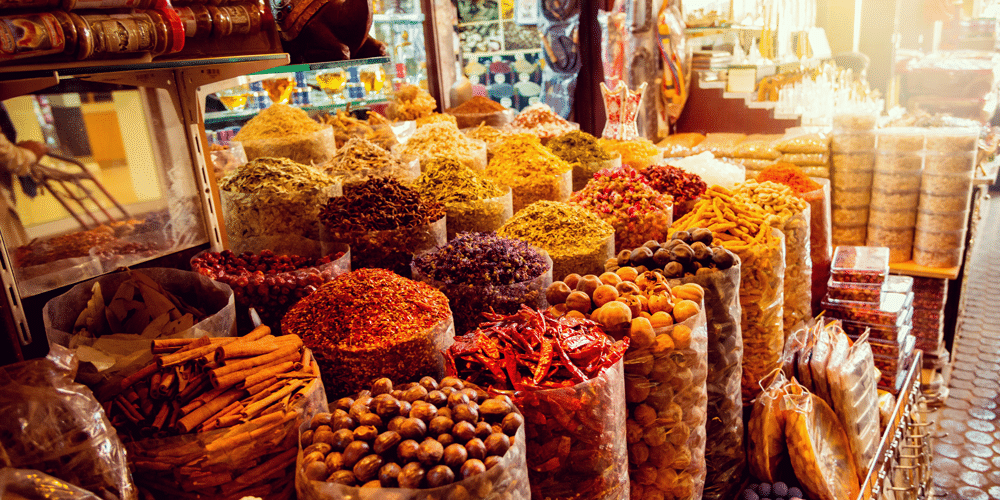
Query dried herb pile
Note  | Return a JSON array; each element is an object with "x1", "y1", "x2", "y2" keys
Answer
[
  {"x1": 497, "y1": 201, "x2": 613, "y2": 259},
  {"x1": 319, "y1": 177, "x2": 444, "y2": 232},
  {"x1": 413, "y1": 232, "x2": 547, "y2": 286},
  {"x1": 220, "y1": 157, "x2": 338, "y2": 194},
  {"x1": 547, "y1": 130, "x2": 614, "y2": 164},
  {"x1": 413, "y1": 156, "x2": 504, "y2": 204},
  {"x1": 233, "y1": 103, "x2": 325, "y2": 141}
]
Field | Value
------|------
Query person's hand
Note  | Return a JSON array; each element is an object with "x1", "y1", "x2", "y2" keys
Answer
[{"x1": 16, "y1": 140, "x2": 46, "y2": 161}]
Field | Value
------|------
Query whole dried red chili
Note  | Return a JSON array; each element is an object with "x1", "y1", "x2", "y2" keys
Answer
[{"x1": 444, "y1": 306, "x2": 630, "y2": 500}]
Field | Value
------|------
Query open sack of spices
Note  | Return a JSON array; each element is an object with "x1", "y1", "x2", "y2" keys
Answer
[
  {"x1": 544, "y1": 269, "x2": 710, "y2": 500},
  {"x1": 486, "y1": 134, "x2": 573, "y2": 212},
  {"x1": 190, "y1": 248, "x2": 350, "y2": 333},
  {"x1": 395, "y1": 122, "x2": 488, "y2": 172},
  {"x1": 0, "y1": 345, "x2": 136, "y2": 500},
  {"x1": 598, "y1": 138, "x2": 662, "y2": 172},
  {"x1": 445, "y1": 95, "x2": 514, "y2": 129},
  {"x1": 316, "y1": 109, "x2": 399, "y2": 151},
  {"x1": 498, "y1": 201, "x2": 615, "y2": 279},
  {"x1": 672, "y1": 186, "x2": 786, "y2": 405},
  {"x1": 220, "y1": 157, "x2": 343, "y2": 259},
  {"x1": 545, "y1": 130, "x2": 622, "y2": 191},
  {"x1": 444, "y1": 307, "x2": 630, "y2": 500},
  {"x1": 321, "y1": 136, "x2": 420, "y2": 187},
  {"x1": 43, "y1": 268, "x2": 236, "y2": 384},
  {"x1": 412, "y1": 233, "x2": 552, "y2": 334},
  {"x1": 232, "y1": 104, "x2": 337, "y2": 166},
  {"x1": 570, "y1": 166, "x2": 674, "y2": 250},
  {"x1": 283, "y1": 268, "x2": 455, "y2": 399},
  {"x1": 92, "y1": 326, "x2": 327, "y2": 500},
  {"x1": 319, "y1": 177, "x2": 446, "y2": 277},
  {"x1": 295, "y1": 376, "x2": 530, "y2": 499},
  {"x1": 604, "y1": 230, "x2": 745, "y2": 500},
  {"x1": 413, "y1": 157, "x2": 513, "y2": 239},
  {"x1": 505, "y1": 103, "x2": 579, "y2": 143}
]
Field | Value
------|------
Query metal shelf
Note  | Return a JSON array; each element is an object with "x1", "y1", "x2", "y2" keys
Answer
[{"x1": 204, "y1": 96, "x2": 390, "y2": 126}]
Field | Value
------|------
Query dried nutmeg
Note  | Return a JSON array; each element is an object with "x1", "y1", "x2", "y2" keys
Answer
[
  {"x1": 353, "y1": 425, "x2": 379, "y2": 442},
  {"x1": 373, "y1": 431, "x2": 402, "y2": 455},
  {"x1": 437, "y1": 433, "x2": 455, "y2": 446},
  {"x1": 419, "y1": 376, "x2": 440, "y2": 392},
  {"x1": 442, "y1": 443, "x2": 468, "y2": 468},
  {"x1": 447, "y1": 391, "x2": 470, "y2": 408},
  {"x1": 361, "y1": 480, "x2": 381, "y2": 488},
  {"x1": 373, "y1": 394, "x2": 401, "y2": 419},
  {"x1": 426, "y1": 464, "x2": 456, "y2": 487},
  {"x1": 465, "y1": 438, "x2": 487, "y2": 461},
  {"x1": 397, "y1": 400, "x2": 412, "y2": 417},
  {"x1": 397, "y1": 462, "x2": 426, "y2": 489},
  {"x1": 402, "y1": 384, "x2": 429, "y2": 403},
  {"x1": 331, "y1": 411, "x2": 355, "y2": 431},
  {"x1": 484, "y1": 455, "x2": 503, "y2": 470},
  {"x1": 310, "y1": 413, "x2": 333, "y2": 429},
  {"x1": 460, "y1": 458, "x2": 487, "y2": 479},
  {"x1": 501, "y1": 413, "x2": 523, "y2": 436},
  {"x1": 478, "y1": 398, "x2": 511, "y2": 421},
  {"x1": 398, "y1": 417, "x2": 428, "y2": 440},
  {"x1": 436, "y1": 407, "x2": 453, "y2": 420},
  {"x1": 691, "y1": 227, "x2": 713, "y2": 244},
  {"x1": 417, "y1": 438, "x2": 445, "y2": 466},
  {"x1": 452, "y1": 420, "x2": 477, "y2": 442},
  {"x1": 324, "y1": 451, "x2": 345, "y2": 472},
  {"x1": 332, "y1": 397, "x2": 354, "y2": 412},
  {"x1": 349, "y1": 397, "x2": 372, "y2": 420},
  {"x1": 304, "y1": 443, "x2": 332, "y2": 456},
  {"x1": 371, "y1": 377, "x2": 393, "y2": 395},
  {"x1": 387, "y1": 416, "x2": 407, "y2": 433},
  {"x1": 452, "y1": 403, "x2": 479, "y2": 423},
  {"x1": 429, "y1": 415, "x2": 455, "y2": 436},
  {"x1": 342, "y1": 440, "x2": 371, "y2": 468},
  {"x1": 475, "y1": 421, "x2": 493, "y2": 440},
  {"x1": 327, "y1": 470, "x2": 357, "y2": 486},
  {"x1": 303, "y1": 450, "x2": 325, "y2": 466},
  {"x1": 358, "y1": 412, "x2": 384, "y2": 430},
  {"x1": 396, "y1": 439, "x2": 421, "y2": 462},
  {"x1": 353, "y1": 454, "x2": 384, "y2": 483},
  {"x1": 300, "y1": 429, "x2": 315, "y2": 447},
  {"x1": 378, "y1": 462, "x2": 402, "y2": 487},
  {"x1": 409, "y1": 401, "x2": 438, "y2": 422},
  {"x1": 330, "y1": 428, "x2": 355, "y2": 451},
  {"x1": 484, "y1": 433, "x2": 510, "y2": 457},
  {"x1": 440, "y1": 376, "x2": 465, "y2": 390},
  {"x1": 427, "y1": 390, "x2": 448, "y2": 407}
]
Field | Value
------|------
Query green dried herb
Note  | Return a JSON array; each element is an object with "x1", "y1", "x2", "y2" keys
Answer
[
  {"x1": 547, "y1": 130, "x2": 614, "y2": 164},
  {"x1": 414, "y1": 156, "x2": 504, "y2": 204},
  {"x1": 219, "y1": 157, "x2": 338, "y2": 194}
]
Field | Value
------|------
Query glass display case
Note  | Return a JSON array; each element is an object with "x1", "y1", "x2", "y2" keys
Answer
[{"x1": 0, "y1": 54, "x2": 288, "y2": 362}]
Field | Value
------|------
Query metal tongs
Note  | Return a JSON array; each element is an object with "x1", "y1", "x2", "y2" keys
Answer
[{"x1": 32, "y1": 152, "x2": 130, "y2": 230}]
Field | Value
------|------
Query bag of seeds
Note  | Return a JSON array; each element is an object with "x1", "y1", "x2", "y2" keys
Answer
[
  {"x1": 0, "y1": 345, "x2": 136, "y2": 500},
  {"x1": 677, "y1": 264, "x2": 745, "y2": 500},
  {"x1": 624, "y1": 297, "x2": 708, "y2": 500},
  {"x1": 43, "y1": 268, "x2": 237, "y2": 385},
  {"x1": 295, "y1": 377, "x2": 530, "y2": 500},
  {"x1": 220, "y1": 157, "x2": 343, "y2": 259}
]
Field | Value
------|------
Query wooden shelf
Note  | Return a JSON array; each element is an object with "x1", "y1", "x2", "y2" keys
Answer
[{"x1": 890, "y1": 260, "x2": 960, "y2": 280}]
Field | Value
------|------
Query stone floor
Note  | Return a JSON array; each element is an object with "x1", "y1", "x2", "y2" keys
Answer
[{"x1": 931, "y1": 191, "x2": 1000, "y2": 500}]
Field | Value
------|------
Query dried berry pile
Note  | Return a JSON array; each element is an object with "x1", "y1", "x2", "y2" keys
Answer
[{"x1": 570, "y1": 167, "x2": 673, "y2": 250}]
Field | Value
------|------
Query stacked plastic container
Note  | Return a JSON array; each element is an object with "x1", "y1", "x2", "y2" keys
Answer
[
  {"x1": 821, "y1": 246, "x2": 916, "y2": 393},
  {"x1": 911, "y1": 277, "x2": 949, "y2": 356},
  {"x1": 866, "y1": 128, "x2": 926, "y2": 263},
  {"x1": 830, "y1": 113, "x2": 878, "y2": 246},
  {"x1": 914, "y1": 128, "x2": 979, "y2": 268}
]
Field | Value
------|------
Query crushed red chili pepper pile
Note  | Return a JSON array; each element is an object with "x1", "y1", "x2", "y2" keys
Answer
[{"x1": 444, "y1": 306, "x2": 628, "y2": 390}]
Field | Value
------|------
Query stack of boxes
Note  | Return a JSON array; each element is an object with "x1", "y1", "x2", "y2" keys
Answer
[
  {"x1": 821, "y1": 246, "x2": 917, "y2": 394},
  {"x1": 830, "y1": 113, "x2": 878, "y2": 246},
  {"x1": 911, "y1": 277, "x2": 949, "y2": 356}
]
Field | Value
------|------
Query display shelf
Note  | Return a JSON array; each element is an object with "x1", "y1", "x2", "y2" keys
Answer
[
  {"x1": 204, "y1": 96, "x2": 390, "y2": 125},
  {"x1": 889, "y1": 261, "x2": 961, "y2": 280}
]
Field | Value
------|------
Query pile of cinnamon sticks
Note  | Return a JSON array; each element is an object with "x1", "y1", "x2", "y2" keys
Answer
[{"x1": 97, "y1": 325, "x2": 322, "y2": 499}]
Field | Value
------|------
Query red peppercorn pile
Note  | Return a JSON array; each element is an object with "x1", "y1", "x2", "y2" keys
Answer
[
  {"x1": 282, "y1": 268, "x2": 453, "y2": 398},
  {"x1": 190, "y1": 249, "x2": 345, "y2": 330},
  {"x1": 569, "y1": 167, "x2": 674, "y2": 250}
]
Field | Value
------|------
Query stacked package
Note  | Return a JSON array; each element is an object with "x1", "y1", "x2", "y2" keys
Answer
[
  {"x1": 821, "y1": 247, "x2": 916, "y2": 394},
  {"x1": 914, "y1": 128, "x2": 978, "y2": 267},
  {"x1": 867, "y1": 128, "x2": 926, "y2": 263},
  {"x1": 830, "y1": 114, "x2": 878, "y2": 245},
  {"x1": 911, "y1": 277, "x2": 949, "y2": 355}
]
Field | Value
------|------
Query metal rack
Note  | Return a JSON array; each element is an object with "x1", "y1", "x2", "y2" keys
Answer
[{"x1": 857, "y1": 350, "x2": 933, "y2": 500}]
